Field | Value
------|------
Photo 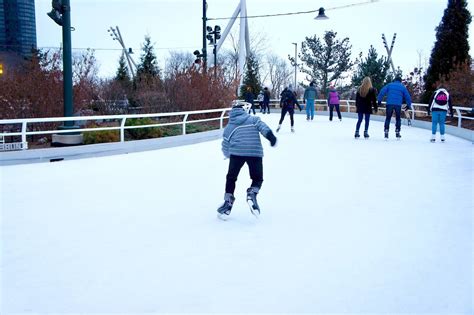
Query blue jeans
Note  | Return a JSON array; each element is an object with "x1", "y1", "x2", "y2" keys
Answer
[
  {"x1": 356, "y1": 112, "x2": 370, "y2": 132},
  {"x1": 305, "y1": 99, "x2": 315, "y2": 120},
  {"x1": 384, "y1": 104, "x2": 402, "y2": 131},
  {"x1": 431, "y1": 110, "x2": 447, "y2": 135}
]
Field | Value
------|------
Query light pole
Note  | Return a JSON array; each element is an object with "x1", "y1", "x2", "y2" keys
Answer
[
  {"x1": 202, "y1": 0, "x2": 208, "y2": 70},
  {"x1": 47, "y1": 0, "x2": 74, "y2": 129},
  {"x1": 206, "y1": 25, "x2": 221, "y2": 79},
  {"x1": 108, "y1": 26, "x2": 137, "y2": 80},
  {"x1": 292, "y1": 42, "x2": 297, "y2": 91}
]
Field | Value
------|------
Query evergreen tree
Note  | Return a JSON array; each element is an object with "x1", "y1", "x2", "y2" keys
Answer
[
  {"x1": 115, "y1": 53, "x2": 131, "y2": 82},
  {"x1": 351, "y1": 46, "x2": 390, "y2": 92},
  {"x1": 293, "y1": 31, "x2": 353, "y2": 94},
  {"x1": 136, "y1": 35, "x2": 160, "y2": 84},
  {"x1": 423, "y1": 0, "x2": 471, "y2": 102},
  {"x1": 239, "y1": 53, "x2": 262, "y2": 98}
]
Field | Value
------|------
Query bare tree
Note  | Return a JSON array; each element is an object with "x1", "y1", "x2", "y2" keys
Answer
[
  {"x1": 266, "y1": 53, "x2": 292, "y2": 98},
  {"x1": 164, "y1": 51, "x2": 194, "y2": 80}
]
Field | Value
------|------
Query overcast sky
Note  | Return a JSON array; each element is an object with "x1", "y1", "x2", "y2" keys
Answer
[{"x1": 35, "y1": 0, "x2": 474, "y2": 82}]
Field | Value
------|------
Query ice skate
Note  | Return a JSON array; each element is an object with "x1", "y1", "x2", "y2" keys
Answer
[
  {"x1": 364, "y1": 131, "x2": 369, "y2": 139},
  {"x1": 354, "y1": 131, "x2": 360, "y2": 139},
  {"x1": 291, "y1": 127, "x2": 295, "y2": 133},
  {"x1": 384, "y1": 130, "x2": 389, "y2": 140},
  {"x1": 276, "y1": 124, "x2": 281, "y2": 132},
  {"x1": 441, "y1": 134, "x2": 446, "y2": 142},
  {"x1": 430, "y1": 135, "x2": 436, "y2": 143},
  {"x1": 396, "y1": 130, "x2": 401, "y2": 140},
  {"x1": 246, "y1": 187, "x2": 260, "y2": 217},
  {"x1": 217, "y1": 193, "x2": 235, "y2": 220}
]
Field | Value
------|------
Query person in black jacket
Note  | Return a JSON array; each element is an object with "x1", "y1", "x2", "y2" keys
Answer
[
  {"x1": 243, "y1": 86, "x2": 256, "y2": 115},
  {"x1": 354, "y1": 77, "x2": 378, "y2": 139},
  {"x1": 276, "y1": 86, "x2": 301, "y2": 133}
]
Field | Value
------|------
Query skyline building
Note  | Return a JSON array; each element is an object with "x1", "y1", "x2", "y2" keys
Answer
[{"x1": 0, "y1": 0, "x2": 37, "y2": 74}]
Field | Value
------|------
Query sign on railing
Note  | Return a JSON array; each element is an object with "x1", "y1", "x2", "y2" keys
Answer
[{"x1": 0, "y1": 142, "x2": 28, "y2": 151}]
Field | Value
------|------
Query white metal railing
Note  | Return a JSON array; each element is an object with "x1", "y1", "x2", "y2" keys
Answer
[
  {"x1": 0, "y1": 108, "x2": 232, "y2": 151},
  {"x1": 1, "y1": 101, "x2": 472, "y2": 151}
]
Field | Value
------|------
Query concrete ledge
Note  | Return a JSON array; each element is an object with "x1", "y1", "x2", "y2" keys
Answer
[{"x1": 0, "y1": 129, "x2": 223, "y2": 166}]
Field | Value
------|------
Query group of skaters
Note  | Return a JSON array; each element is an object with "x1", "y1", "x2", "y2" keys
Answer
[{"x1": 217, "y1": 78, "x2": 454, "y2": 219}]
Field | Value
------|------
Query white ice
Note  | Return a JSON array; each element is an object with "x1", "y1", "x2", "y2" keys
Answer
[{"x1": 1, "y1": 114, "x2": 473, "y2": 314}]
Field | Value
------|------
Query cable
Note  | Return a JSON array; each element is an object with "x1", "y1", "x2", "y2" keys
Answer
[{"x1": 207, "y1": 0, "x2": 379, "y2": 21}]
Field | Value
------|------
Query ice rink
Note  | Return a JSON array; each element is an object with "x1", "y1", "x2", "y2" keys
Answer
[{"x1": 1, "y1": 113, "x2": 473, "y2": 314}]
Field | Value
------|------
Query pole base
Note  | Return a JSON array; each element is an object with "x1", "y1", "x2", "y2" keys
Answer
[{"x1": 52, "y1": 133, "x2": 83, "y2": 147}]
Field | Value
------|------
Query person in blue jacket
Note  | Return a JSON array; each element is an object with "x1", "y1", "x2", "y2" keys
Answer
[
  {"x1": 217, "y1": 102, "x2": 277, "y2": 220},
  {"x1": 377, "y1": 77, "x2": 412, "y2": 139}
]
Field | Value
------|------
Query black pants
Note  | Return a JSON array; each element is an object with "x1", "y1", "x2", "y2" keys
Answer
[
  {"x1": 329, "y1": 104, "x2": 342, "y2": 120},
  {"x1": 279, "y1": 107, "x2": 294, "y2": 126},
  {"x1": 225, "y1": 155, "x2": 263, "y2": 194}
]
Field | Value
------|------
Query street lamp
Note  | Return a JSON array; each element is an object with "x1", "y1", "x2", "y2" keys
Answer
[
  {"x1": 314, "y1": 7, "x2": 329, "y2": 20},
  {"x1": 206, "y1": 25, "x2": 221, "y2": 79},
  {"x1": 193, "y1": 50, "x2": 205, "y2": 65},
  {"x1": 292, "y1": 42, "x2": 297, "y2": 92}
]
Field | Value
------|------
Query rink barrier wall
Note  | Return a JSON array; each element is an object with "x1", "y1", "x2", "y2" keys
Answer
[{"x1": 1, "y1": 101, "x2": 472, "y2": 165}]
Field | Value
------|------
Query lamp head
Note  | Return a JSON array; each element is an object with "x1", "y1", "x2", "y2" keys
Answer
[{"x1": 314, "y1": 7, "x2": 329, "y2": 20}]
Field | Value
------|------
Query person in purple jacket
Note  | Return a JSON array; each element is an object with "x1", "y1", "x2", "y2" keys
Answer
[{"x1": 327, "y1": 85, "x2": 342, "y2": 121}]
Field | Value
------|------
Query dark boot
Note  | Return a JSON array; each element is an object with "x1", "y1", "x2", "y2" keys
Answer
[
  {"x1": 364, "y1": 131, "x2": 369, "y2": 139},
  {"x1": 354, "y1": 130, "x2": 360, "y2": 139},
  {"x1": 246, "y1": 187, "x2": 260, "y2": 216},
  {"x1": 217, "y1": 193, "x2": 235, "y2": 219}
]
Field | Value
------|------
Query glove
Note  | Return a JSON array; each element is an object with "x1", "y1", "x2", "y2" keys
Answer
[{"x1": 268, "y1": 131, "x2": 277, "y2": 147}]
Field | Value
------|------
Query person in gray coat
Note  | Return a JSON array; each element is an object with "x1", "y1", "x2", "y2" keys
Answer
[{"x1": 217, "y1": 102, "x2": 277, "y2": 219}]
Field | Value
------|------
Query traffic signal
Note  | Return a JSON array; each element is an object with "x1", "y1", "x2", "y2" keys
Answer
[{"x1": 47, "y1": 0, "x2": 64, "y2": 26}]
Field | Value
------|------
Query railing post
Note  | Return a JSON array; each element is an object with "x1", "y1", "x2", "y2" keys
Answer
[
  {"x1": 220, "y1": 110, "x2": 227, "y2": 129},
  {"x1": 120, "y1": 118, "x2": 126, "y2": 142},
  {"x1": 183, "y1": 114, "x2": 189, "y2": 135},
  {"x1": 21, "y1": 121, "x2": 27, "y2": 150},
  {"x1": 455, "y1": 108, "x2": 462, "y2": 128}
]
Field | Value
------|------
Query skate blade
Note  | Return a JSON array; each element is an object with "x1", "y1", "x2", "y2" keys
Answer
[
  {"x1": 247, "y1": 200, "x2": 260, "y2": 218},
  {"x1": 217, "y1": 213, "x2": 230, "y2": 221}
]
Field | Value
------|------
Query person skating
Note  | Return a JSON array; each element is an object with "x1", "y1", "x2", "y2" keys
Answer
[
  {"x1": 263, "y1": 87, "x2": 271, "y2": 114},
  {"x1": 217, "y1": 102, "x2": 277, "y2": 220},
  {"x1": 427, "y1": 86, "x2": 453, "y2": 142},
  {"x1": 303, "y1": 82, "x2": 318, "y2": 121},
  {"x1": 277, "y1": 86, "x2": 302, "y2": 133},
  {"x1": 243, "y1": 86, "x2": 256, "y2": 115},
  {"x1": 377, "y1": 76, "x2": 412, "y2": 139},
  {"x1": 327, "y1": 85, "x2": 342, "y2": 121},
  {"x1": 354, "y1": 77, "x2": 377, "y2": 139}
]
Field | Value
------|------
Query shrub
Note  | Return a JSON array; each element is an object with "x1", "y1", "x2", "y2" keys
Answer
[
  {"x1": 83, "y1": 129, "x2": 120, "y2": 144},
  {"x1": 125, "y1": 118, "x2": 163, "y2": 140}
]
